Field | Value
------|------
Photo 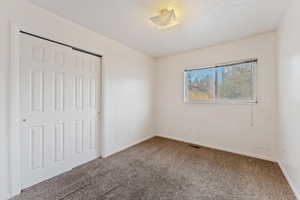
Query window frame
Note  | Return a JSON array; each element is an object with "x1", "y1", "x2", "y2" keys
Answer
[{"x1": 184, "y1": 59, "x2": 257, "y2": 104}]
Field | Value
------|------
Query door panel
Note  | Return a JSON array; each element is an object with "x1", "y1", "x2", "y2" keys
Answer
[
  {"x1": 75, "y1": 120, "x2": 84, "y2": 154},
  {"x1": 30, "y1": 126, "x2": 44, "y2": 169},
  {"x1": 54, "y1": 73, "x2": 65, "y2": 111},
  {"x1": 20, "y1": 34, "x2": 101, "y2": 189},
  {"x1": 75, "y1": 76, "x2": 84, "y2": 110},
  {"x1": 71, "y1": 51, "x2": 100, "y2": 166},
  {"x1": 54, "y1": 123, "x2": 65, "y2": 162}
]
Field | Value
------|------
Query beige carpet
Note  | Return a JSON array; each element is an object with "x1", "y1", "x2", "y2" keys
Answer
[{"x1": 11, "y1": 137, "x2": 296, "y2": 200}]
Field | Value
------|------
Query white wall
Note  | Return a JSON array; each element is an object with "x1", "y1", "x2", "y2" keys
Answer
[
  {"x1": 155, "y1": 32, "x2": 278, "y2": 161},
  {"x1": 277, "y1": 0, "x2": 300, "y2": 198},
  {"x1": 0, "y1": 0, "x2": 155, "y2": 199}
]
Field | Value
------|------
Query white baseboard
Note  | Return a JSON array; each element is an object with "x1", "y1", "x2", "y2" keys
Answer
[
  {"x1": 156, "y1": 134, "x2": 276, "y2": 162},
  {"x1": 8, "y1": 190, "x2": 21, "y2": 200},
  {"x1": 102, "y1": 134, "x2": 155, "y2": 158},
  {"x1": 279, "y1": 162, "x2": 300, "y2": 200}
]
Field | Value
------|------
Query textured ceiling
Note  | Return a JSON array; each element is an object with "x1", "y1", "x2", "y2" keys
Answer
[{"x1": 28, "y1": 0, "x2": 289, "y2": 57}]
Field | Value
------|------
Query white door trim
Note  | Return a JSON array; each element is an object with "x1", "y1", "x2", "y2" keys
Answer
[
  {"x1": 8, "y1": 21, "x2": 22, "y2": 198},
  {"x1": 8, "y1": 22, "x2": 105, "y2": 198}
]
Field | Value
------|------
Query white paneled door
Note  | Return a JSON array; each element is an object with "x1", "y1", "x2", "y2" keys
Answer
[{"x1": 20, "y1": 34, "x2": 101, "y2": 189}]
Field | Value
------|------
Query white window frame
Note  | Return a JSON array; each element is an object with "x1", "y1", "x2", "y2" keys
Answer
[{"x1": 184, "y1": 59, "x2": 257, "y2": 104}]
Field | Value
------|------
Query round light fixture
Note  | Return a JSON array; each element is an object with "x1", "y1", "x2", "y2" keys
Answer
[{"x1": 150, "y1": 9, "x2": 178, "y2": 29}]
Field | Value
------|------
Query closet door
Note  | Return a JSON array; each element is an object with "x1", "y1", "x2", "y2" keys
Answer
[
  {"x1": 71, "y1": 50, "x2": 101, "y2": 167},
  {"x1": 20, "y1": 34, "x2": 101, "y2": 189}
]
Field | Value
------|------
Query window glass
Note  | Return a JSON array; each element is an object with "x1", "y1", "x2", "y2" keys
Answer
[
  {"x1": 185, "y1": 68, "x2": 215, "y2": 102},
  {"x1": 216, "y1": 62, "x2": 255, "y2": 101}
]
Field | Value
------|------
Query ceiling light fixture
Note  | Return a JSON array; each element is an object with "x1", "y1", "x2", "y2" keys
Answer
[{"x1": 150, "y1": 9, "x2": 178, "y2": 29}]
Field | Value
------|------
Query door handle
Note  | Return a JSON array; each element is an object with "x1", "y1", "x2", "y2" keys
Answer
[{"x1": 21, "y1": 118, "x2": 27, "y2": 122}]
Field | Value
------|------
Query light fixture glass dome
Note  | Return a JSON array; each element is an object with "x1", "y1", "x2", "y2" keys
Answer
[{"x1": 150, "y1": 9, "x2": 178, "y2": 29}]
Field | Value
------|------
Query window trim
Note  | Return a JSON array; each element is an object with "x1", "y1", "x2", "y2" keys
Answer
[{"x1": 184, "y1": 59, "x2": 258, "y2": 104}]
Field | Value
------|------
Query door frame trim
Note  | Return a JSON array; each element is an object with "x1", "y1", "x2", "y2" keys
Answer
[
  {"x1": 8, "y1": 22, "x2": 22, "y2": 198},
  {"x1": 8, "y1": 22, "x2": 105, "y2": 198}
]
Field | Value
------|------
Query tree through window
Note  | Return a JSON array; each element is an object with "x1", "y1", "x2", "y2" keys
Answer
[{"x1": 184, "y1": 60, "x2": 257, "y2": 103}]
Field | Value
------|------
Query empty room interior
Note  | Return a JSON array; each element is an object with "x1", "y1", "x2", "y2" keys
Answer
[{"x1": 1, "y1": 0, "x2": 300, "y2": 199}]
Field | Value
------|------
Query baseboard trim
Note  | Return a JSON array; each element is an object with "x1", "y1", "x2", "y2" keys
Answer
[
  {"x1": 157, "y1": 134, "x2": 276, "y2": 162},
  {"x1": 102, "y1": 134, "x2": 155, "y2": 158},
  {"x1": 7, "y1": 191, "x2": 21, "y2": 200},
  {"x1": 279, "y1": 162, "x2": 300, "y2": 200}
]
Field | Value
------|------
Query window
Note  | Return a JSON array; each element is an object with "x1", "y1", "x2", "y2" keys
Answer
[{"x1": 184, "y1": 59, "x2": 257, "y2": 103}]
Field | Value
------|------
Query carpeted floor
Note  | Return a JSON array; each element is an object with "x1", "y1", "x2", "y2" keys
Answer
[{"x1": 12, "y1": 137, "x2": 296, "y2": 200}]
